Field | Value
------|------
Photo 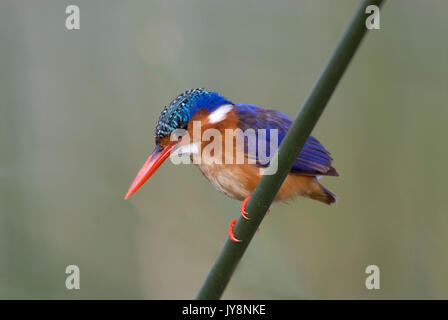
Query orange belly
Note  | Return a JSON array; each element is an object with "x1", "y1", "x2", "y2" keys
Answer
[
  {"x1": 196, "y1": 163, "x2": 329, "y2": 203},
  {"x1": 188, "y1": 110, "x2": 334, "y2": 204}
]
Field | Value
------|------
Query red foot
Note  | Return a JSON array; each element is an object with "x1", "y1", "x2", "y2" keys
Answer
[
  {"x1": 228, "y1": 219, "x2": 241, "y2": 243},
  {"x1": 240, "y1": 195, "x2": 251, "y2": 220},
  {"x1": 240, "y1": 194, "x2": 271, "y2": 220},
  {"x1": 230, "y1": 197, "x2": 272, "y2": 242}
]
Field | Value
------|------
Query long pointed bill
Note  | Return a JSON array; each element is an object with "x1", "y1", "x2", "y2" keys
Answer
[{"x1": 124, "y1": 141, "x2": 180, "y2": 199}]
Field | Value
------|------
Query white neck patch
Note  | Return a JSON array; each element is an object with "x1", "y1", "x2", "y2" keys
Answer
[{"x1": 208, "y1": 104, "x2": 233, "y2": 124}]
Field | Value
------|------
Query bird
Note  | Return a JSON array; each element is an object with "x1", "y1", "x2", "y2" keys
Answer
[{"x1": 125, "y1": 88, "x2": 338, "y2": 242}]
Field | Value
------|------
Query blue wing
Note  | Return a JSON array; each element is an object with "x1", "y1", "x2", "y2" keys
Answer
[{"x1": 234, "y1": 103, "x2": 337, "y2": 175}]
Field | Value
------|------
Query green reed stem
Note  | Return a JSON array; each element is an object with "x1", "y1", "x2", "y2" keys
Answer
[{"x1": 196, "y1": 0, "x2": 385, "y2": 300}]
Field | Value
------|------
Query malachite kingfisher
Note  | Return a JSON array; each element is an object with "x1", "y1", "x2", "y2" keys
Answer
[{"x1": 125, "y1": 88, "x2": 338, "y2": 242}]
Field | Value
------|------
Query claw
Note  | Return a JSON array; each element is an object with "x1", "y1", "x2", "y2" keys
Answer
[
  {"x1": 240, "y1": 194, "x2": 270, "y2": 220},
  {"x1": 240, "y1": 195, "x2": 251, "y2": 220},
  {"x1": 233, "y1": 195, "x2": 271, "y2": 240},
  {"x1": 228, "y1": 218, "x2": 242, "y2": 243}
]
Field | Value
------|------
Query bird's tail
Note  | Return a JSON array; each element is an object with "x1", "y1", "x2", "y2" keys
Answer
[{"x1": 309, "y1": 180, "x2": 337, "y2": 205}]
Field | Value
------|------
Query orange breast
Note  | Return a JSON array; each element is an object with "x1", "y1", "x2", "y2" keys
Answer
[
  {"x1": 184, "y1": 107, "x2": 326, "y2": 203},
  {"x1": 197, "y1": 161, "x2": 322, "y2": 202}
]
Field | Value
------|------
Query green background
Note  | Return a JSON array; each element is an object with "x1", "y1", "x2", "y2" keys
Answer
[{"x1": 1, "y1": 0, "x2": 447, "y2": 299}]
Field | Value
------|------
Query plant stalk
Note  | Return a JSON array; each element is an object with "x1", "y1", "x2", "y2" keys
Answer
[{"x1": 196, "y1": 0, "x2": 385, "y2": 300}]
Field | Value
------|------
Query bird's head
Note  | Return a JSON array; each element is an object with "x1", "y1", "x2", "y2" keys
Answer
[{"x1": 125, "y1": 88, "x2": 232, "y2": 199}]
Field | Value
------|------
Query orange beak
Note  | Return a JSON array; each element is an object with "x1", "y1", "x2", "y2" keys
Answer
[{"x1": 124, "y1": 141, "x2": 180, "y2": 199}]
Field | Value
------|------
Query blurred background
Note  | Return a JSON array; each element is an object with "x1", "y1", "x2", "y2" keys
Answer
[{"x1": 1, "y1": 0, "x2": 447, "y2": 299}]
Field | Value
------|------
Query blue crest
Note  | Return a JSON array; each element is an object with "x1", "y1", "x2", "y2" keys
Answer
[{"x1": 155, "y1": 88, "x2": 231, "y2": 143}]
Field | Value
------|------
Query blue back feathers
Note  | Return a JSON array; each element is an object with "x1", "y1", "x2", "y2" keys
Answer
[
  {"x1": 234, "y1": 103, "x2": 335, "y2": 175},
  {"x1": 155, "y1": 88, "x2": 231, "y2": 143}
]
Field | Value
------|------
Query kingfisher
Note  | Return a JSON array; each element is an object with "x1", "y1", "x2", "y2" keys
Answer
[{"x1": 125, "y1": 88, "x2": 338, "y2": 242}]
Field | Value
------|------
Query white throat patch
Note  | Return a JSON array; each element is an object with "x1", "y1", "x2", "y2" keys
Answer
[{"x1": 171, "y1": 142, "x2": 199, "y2": 156}]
